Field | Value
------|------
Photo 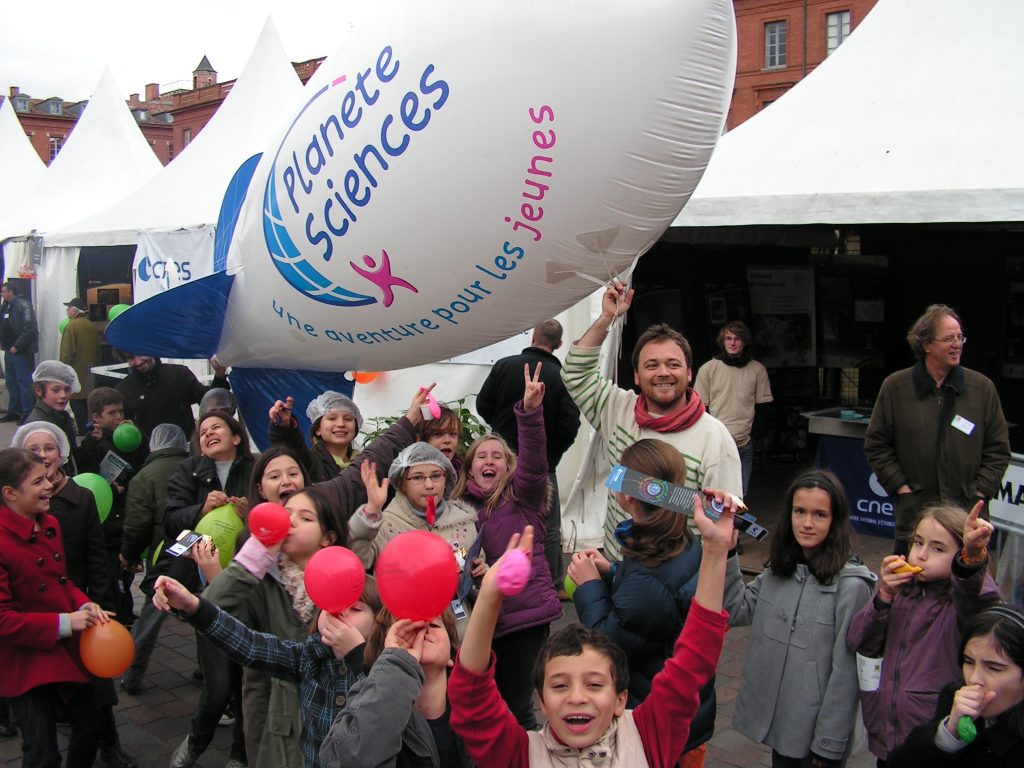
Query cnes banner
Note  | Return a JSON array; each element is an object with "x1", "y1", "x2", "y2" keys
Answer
[{"x1": 133, "y1": 227, "x2": 214, "y2": 303}]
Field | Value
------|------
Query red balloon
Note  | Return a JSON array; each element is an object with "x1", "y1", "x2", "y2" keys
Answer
[
  {"x1": 353, "y1": 371, "x2": 380, "y2": 384},
  {"x1": 304, "y1": 547, "x2": 365, "y2": 613},
  {"x1": 80, "y1": 620, "x2": 135, "y2": 678},
  {"x1": 376, "y1": 531, "x2": 459, "y2": 621},
  {"x1": 249, "y1": 502, "x2": 291, "y2": 545}
]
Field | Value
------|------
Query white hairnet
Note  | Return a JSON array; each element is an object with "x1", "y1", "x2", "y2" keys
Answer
[
  {"x1": 150, "y1": 423, "x2": 188, "y2": 453},
  {"x1": 31, "y1": 360, "x2": 81, "y2": 393},
  {"x1": 388, "y1": 443, "x2": 456, "y2": 495},
  {"x1": 306, "y1": 391, "x2": 363, "y2": 431},
  {"x1": 11, "y1": 421, "x2": 71, "y2": 465}
]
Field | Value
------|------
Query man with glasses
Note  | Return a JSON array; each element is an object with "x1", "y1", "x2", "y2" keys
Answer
[{"x1": 865, "y1": 304, "x2": 1009, "y2": 554}]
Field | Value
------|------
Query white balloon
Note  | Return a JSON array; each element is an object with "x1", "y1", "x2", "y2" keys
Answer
[{"x1": 214, "y1": 0, "x2": 736, "y2": 371}]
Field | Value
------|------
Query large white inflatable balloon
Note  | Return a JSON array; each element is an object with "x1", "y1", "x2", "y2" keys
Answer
[{"x1": 111, "y1": 0, "x2": 735, "y2": 372}]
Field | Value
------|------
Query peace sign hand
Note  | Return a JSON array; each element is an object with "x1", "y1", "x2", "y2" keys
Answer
[{"x1": 522, "y1": 362, "x2": 545, "y2": 412}]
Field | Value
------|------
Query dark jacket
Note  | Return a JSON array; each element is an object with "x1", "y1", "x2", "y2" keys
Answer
[
  {"x1": 888, "y1": 683, "x2": 1024, "y2": 768},
  {"x1": 48, "y1": 476, "x2": 112, "y2": 609},
  {"x1": 573, "y1": 538, "x2": 715, "y2": 751},
  {"x1": 122, "y1": 446, "x2": 189, "y2": 566},
  {"x1": 152, "y1": 453, "x2": 254, "y2": 592},
  {"x1": 0, "y1": 295, "x2": 38, "y2": 353},
  {"x1": 320, "y1": 647, "x2": 472, "y2": 768},
  {"x1": 268, "y1": 420, "x2": 345, "y2": 484},
  {"x1": 77, "y1": 427, "x2": 149, "y2": 550},
  {"x1": 864, "y1": 362, "x2": 1010, "y2": 540},
  {"x1": 116, "y1": 359, "x2": 230, "y2": 439},
  {"x1": 477, "y1": 347, "x2": 581, "y2": 470},
  {"x1": 463, "y1": 404, "x2": 561, "y2": 638},
  {"x1": 847, "y1": 556, "x2": 1000, "y2": 759},
  {"x1": 27, "y1": 399, "x2": 79, "y2": 475}
]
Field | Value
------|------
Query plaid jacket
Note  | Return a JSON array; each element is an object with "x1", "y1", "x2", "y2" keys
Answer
[{"x1": 189, "y1": 598, "x2": 363, "y2": 768}]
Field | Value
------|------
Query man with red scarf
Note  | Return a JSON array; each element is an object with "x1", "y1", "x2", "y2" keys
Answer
[{"x1": 562, "y1": 279, "x2": 742, "y2": 560}]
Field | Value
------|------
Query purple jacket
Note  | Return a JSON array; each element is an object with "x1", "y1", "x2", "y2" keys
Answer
[
  {"x1": 846, "y1": 557, "x2": 1000, "y2": 759},
  {"x1": 463, "y1": 403, "x2": 561, "y2": 638}
]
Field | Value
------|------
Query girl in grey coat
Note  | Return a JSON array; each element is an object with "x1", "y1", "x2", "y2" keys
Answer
[{"x1": 724, "y1": 470, "x2": 875, "y2": 768}]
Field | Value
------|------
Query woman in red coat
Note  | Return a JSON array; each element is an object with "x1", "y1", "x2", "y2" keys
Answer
[{"x1": 0, "y1": 447, "x2": 110, "y2": 768}]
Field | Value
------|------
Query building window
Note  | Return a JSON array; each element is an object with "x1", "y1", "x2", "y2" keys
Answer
[
  {"x1": 183, "y1": 128, "x2": 191, "y2": 147},
  {"x1": 765, "y1": 21, "x2": 788, "y2": 68},
  {"x1": 168, "y1": 141, "x2": 175, "y2": 161},
  {"x1": 49, "y1": 136, "x2": 63, "y2": 162},
  {"x1": 46, "y1": 100, "x2": 63, "y2": 116},
  {"x1": 826, "y1": 11, "x2": 851, "y2": 56}
]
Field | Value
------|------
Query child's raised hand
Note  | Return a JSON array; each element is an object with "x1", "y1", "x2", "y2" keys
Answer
[
  {"x1": 384, "y1": 618, "x2": 429, "y2": 661},
  {"x1": 522, "y1": 362, "x2": 545, "y2": 412},
  {"x1": 152, "y1": 575, "x2": 200, "y2": 615},
  {"x1": 878, "y1": 555, "x2": 916, "y2": 602},
  {"x1": 359, "y1": 461, "x2": 389, "y2": 517},
  {"x1": 567, "y1": 551, "x2": 601, "y2": 585},
  {"x1": 269, "y1": 396, "x2": 294, "y2": 426},
  {"x1": 945, "y1": 683, "x2": 996, "y2": 735},
  {"x1": 481, "y1": 526, "x2": 535, "y2": 596},
  {"x1": 694, "y1": 490, "x2": 738, "y2": 554},
  {"x1": 962, "y1": 500, "x2": 994, "y2": 560},
  {"x1": 318, "y1": 611, "x2": 367, "y2": 660},
  {"x1": 406, "y1": 384, "x2": 437, "y2": 424}
]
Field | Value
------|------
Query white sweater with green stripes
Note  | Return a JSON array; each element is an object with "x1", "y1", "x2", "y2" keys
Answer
[{"x1": 562, "y1": 343, "x2": 742, "y2": 559}]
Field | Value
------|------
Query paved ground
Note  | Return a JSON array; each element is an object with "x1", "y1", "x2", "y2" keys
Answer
[{"x1": 0, "y1": 421, "x2": 884, "y2": 767}]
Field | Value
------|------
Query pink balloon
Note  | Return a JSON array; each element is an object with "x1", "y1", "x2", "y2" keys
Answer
[
  {"x1": 304, "y1": 547, "x2": 365, "y2": 613},
  {"x1": 248, "y1": 502, "x2": 291, "y2": 545},
  {"x1": 376, "y1": 531, "x2": 459, "y2": 621},
  {"x1": 495, "y1": 548, "x2": 530, "y2": 596}
]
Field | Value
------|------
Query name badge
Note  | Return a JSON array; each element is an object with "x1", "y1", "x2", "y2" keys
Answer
[{"x1": 951, "y1": 414, "x2": 976, "y2": 435}]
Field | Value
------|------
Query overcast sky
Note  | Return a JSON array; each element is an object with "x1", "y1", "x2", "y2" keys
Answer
[{"x1": 0, "y1": 1, "x2": 353, "y2": 101}]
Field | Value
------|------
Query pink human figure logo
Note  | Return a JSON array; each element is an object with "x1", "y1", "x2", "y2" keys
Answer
[{"x1": 349, "y1": 249, "x2": 418, "y2": 308}]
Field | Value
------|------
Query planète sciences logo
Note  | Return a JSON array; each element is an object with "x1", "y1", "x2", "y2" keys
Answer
[{"x1": 262, "y1": 45, "x2": 449, "y2": 307}]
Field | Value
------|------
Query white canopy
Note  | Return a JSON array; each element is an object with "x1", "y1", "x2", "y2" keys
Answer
[
  {"x1": 673, "y1": 0, "x2": 1024, "y2": 227},
  {"x1": 0, "y1": 98, "x2": 46, "y2": 212},
  {"x1": 46, "y1": 18, "x2": 303, "y2": 247},
  {"x1": 0, "y1": 68, "x2": 162, "y2": 241}
]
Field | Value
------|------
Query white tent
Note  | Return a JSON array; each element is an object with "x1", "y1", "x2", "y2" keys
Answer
[
  {"x1": 0, "y1": 68, "x2": 161, "y2": 242},
  {"x1": 673, "y1": 0, "x2": 1024, "y2": 227},
  {"x1": 0, "y1": 98, "x2": 46, "y2": 212},
  {"x1": 46, "y1": 18, "x2": 303, "y2": 247},
  {"x1": 1, "y1": 67, "x2": 162, "y2": 362}
]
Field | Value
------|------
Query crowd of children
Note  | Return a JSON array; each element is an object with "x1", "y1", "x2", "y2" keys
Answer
[{"x1": 1, "y1": 354, "x2": 1023, "y2": 768}]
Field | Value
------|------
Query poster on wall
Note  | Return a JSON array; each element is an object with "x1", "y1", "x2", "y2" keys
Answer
[{"x1": 747, "y1": 267, "x2": 816, "y2": 367}]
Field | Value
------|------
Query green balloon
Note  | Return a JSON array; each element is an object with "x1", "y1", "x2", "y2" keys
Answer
[
  {"x1": 563, "y1": 573, "x2": 578, "y2": 600},
  {"x1": 113, "y1": 422, "x2": 142, "y2": 453},
  {"x1": 58, "y1": 317, "x2": 70, "y2": 334},
  {"x1": 195, "y1": 504, "x2": 244, "y2": 569},
  {"x1": 73, "y1": 473, "x2": 114, "y2": 523},
  {"x1": 107, "y1": 303, "x2": 131, "y2": 322}
]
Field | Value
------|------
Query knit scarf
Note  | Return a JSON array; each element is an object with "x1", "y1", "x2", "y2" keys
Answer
[
  {"x1": 716, "y1": 349, "x2": 751, "y2": 367},
  {"x1": 633, "y1": 389, "x2": 705, "y2": 433},
  {"x1": 279, "y1": 554, "x2": 317, "y2": 624}
]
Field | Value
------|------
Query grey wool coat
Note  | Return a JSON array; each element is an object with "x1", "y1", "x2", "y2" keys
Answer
[{"x1": 723, "y1": 555, "x2": 875, "y2": 761}]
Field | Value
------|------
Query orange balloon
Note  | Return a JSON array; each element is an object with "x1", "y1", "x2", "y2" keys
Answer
[
  {"x1": 79, "y1": 620, "x2": 135, "y2": 678},
  {"x1": 353, "y1": 371, "x2": 380, "y2": 384}
]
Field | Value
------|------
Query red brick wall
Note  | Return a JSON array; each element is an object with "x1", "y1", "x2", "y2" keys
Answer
[{"x1": 729, "y1": 0, "x2": 878, "y2": 130}]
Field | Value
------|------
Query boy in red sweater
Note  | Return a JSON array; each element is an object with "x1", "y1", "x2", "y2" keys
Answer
[{"x1": 449, "y1": 493, "x2": 736, "y2": 768}]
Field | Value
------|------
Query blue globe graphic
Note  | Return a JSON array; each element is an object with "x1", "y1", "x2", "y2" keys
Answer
[{"x1": 263, "y1": 169, "x2": 376, "y2": 308}]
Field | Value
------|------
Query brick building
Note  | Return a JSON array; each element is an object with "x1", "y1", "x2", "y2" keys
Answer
[
  {"x1": 729, "y1": 0, "x2": 878, "y2": 129},
  {"x1": 5, "y1": 55, "x2": 323, "y2": 167}
]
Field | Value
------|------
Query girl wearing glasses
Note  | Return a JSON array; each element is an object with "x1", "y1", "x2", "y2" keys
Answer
[
  {"x1": 349, "y1": 443, "x2": 482, "y2": 584},
  {"x1": 450, "y1": 363, "x2": 562, "y2": 730}
]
